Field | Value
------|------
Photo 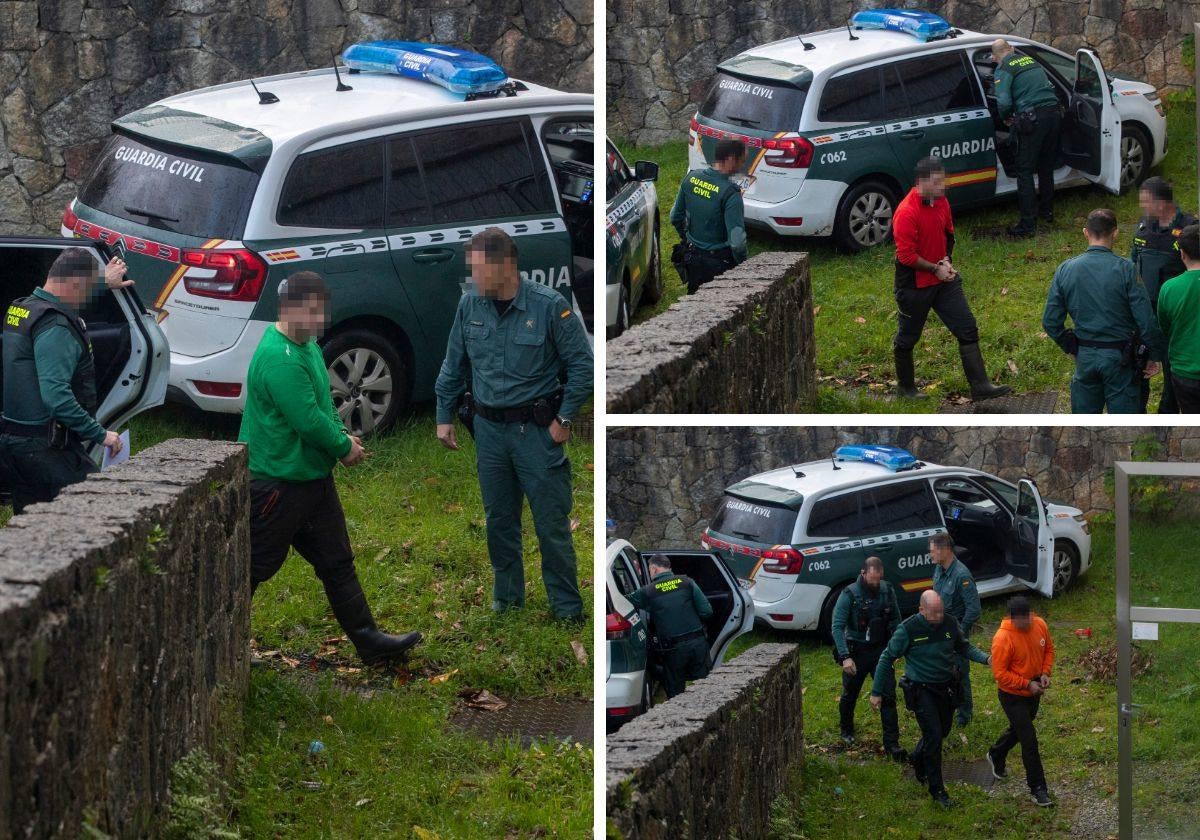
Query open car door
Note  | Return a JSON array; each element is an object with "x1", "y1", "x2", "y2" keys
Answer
[
  {"x1": 654, "y1": 550, "x2": 755, "y2": 666},
  {"x1": 0, "y1": 238, "x2": 169, "y2": 462},
  {"x1": 1004, "y1": 479, "x2": 1055, "y2": 598},
  {"x1": 1061, "y1": 49, "x2": 1122, "y2": 194}
]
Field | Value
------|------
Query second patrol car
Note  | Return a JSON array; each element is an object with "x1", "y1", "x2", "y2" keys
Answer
[
  {"x1": 689, "y1": 9, "x2": 1167, "y2": 251},
  {"x1": 700, "y1": 444, "x2": 1092, "y2": 634},
  {"x1": 606, "y1": 141, "x2": 662, "y2": 337}
]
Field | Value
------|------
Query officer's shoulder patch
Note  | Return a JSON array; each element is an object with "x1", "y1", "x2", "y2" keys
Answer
[
  {"x1": 963, "y1": 579, "x2": 971, "y2": 587},
  {"x1": 560, "y1": 308, "x2": 571, "y2": 319}
]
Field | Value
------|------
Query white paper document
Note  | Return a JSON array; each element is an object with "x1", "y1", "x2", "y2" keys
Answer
[{"x1": 101, "y1": 430, "x2": 131, "y2": 470}]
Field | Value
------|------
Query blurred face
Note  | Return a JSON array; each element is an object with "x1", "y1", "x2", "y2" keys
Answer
[
  {"x1": 468, "y1": 248, "x2": 517, "y2": 298},
  {"x1": 920, "y1": 596, "x2": 945, "y2": 625},
  {"x1": 929, "y1": 540, "x2": 953, "y2": 565},
  {"x1": 55, "y1": 269, "x2": 101, "y2": 309},
  {"x1": 280, "y1": 295, "x2": 329, "y2": 341},
  {"x1": 1139, "y1": 189, "x2": 1172, "y2": 220},
  {"x1": 862, "y1": 565, "x2": 883, "y2": 588},
  {"x1": 918, "y1": 171, "x2": 946, "y2": 201},
  {"x1": 1013, "y1": 612, "x2": 1032, "y2": 631},
  {"x1": 715, "y1": 151, "x2": 746, "y2": 174}
]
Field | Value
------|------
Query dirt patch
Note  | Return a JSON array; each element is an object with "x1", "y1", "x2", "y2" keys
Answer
[{"x1": 1077, "y1": 643, "x2": 1154, "y2": 682}]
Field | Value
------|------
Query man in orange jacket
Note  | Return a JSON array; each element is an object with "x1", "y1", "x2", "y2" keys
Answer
[{"x1": 986, "y1": 595, "x2": 1055, "y2": 807}]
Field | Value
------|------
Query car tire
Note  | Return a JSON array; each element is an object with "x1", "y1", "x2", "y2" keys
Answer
[
  {"x1": 321, "y1": 328, "x2": 408, "y2": 438},
  {"x1": 1118, "y1": 124, "x2": 1152, "y2": 193},
  {"x1": 833, "y1": 180, "x2": 897, "y2": 253},
  {"x1": 608, "y1": 283, "x2": 630, "y2": 339},
  {"x1": 1051, "y1": 539, "x2": 1080, "y2": 596},
  {"x1": 641, "y1": 224, "x2": 664, "y2": 305},
  {"x1": 818, "y1": 582, "x2": 848, "y2": 642}
]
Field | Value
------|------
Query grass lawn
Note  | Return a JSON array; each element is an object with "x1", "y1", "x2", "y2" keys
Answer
[
  {"x1": 617, "y1": 97, "x2": 1198, "y2": 412},
  {"x1": 4, "y1": 404, "x2": 595, "y2": 838},
  {"x1": 722, "y1": 513, "x2": 1200, "y2": 839}
]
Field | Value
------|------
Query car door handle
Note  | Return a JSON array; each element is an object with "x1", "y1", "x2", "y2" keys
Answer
[
  {"x1": 899, "y1": 129, "x2": 925, "y2": 140},
  {"x1": 412, "y1": 248, "x2": 455, "y2": 264}
]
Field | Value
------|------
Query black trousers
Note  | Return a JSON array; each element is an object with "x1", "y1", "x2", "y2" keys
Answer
[
  {"x1": 910, "y1": 682, "x2": 955, "y2": 795},
  {"x1": 894, "y1": 281, "x2": 980, "y2": 352},
  {"x1": 992, "y1": 690, "x2": 1046, "y2": 792},
  {"x1": 1142, "y1": 356, "x2": 1178, "y2": 414},
  {"x1": 0, "y1": 434, "x2": 95, "y2": 515},
  {"x1": 679, "y1": 245, "x2": 735, "y2": 294},
  {"x1": 657, "y1": 635, "x2": 710, "y2": 698},
  {"x1": 839, "y1": 644, "x2": 900, "y2": 748},
  {"x1": 1171, "y1": 372, "x2": 1200, "y2": 413},
  {"x1": 1015, "y1": 107, "x2": 1062, "y2": 227}
]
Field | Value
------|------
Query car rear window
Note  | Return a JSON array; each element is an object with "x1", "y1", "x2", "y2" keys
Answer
[
  {"x1": 698, "y1": 72, "x2": 809, "y2": 131},
  {"x1": 79, "y1": 133, "x2": 260, "y2": 240},
  {"x1": 710, "y1": 495, "x2": 799, "y2": 545}
]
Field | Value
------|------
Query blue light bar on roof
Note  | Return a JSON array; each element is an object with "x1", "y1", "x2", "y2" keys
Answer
[
  {"x1": 850, "y1": 9, "x2": 953, "y2": 42},
  {"x1": 341, "y1": 41, "x2": 509, "y2": 95},
  {"x1": 834, "y1": 444, "x2": 919, "y2": 471}
]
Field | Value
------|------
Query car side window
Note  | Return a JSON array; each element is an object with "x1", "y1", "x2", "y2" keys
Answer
[
  {"x1": 278, "y1": 139, "x2": 386, "y2": 228},
  {"x1": 1021, "y1": 45, "x2": 1077, "y2": 87},
  {"x1": 819, "y1": 66, "x2": 883, "y2": 123},
  {"x1": 607, "y1": 143, "x2": 631, "y2": 201},
  {"x1": 891, "y1": 50, "x2": 982, "y2": 117},
  {"x1": 882, "y1": 64, "x2": 909, "y2": 120},
  {"x1": 808, "y1": 490, "x2": 871, "y2": 538},
  {"x1": 410, "y1": 118, "x2": 557, "y2": 225},
  {"x1": 386, "y1": 136, "x2": 432, "y2": 228},
  {"x1": 612, "y1": 558, "x2": 638, "y2": 597},
  {"x1": 978, "y1": 476, "x2": 1019, "y2": 511},
  {"x1": 934, "y1": 477, "x2": 1004, "y2": 515},
  {"x1": 867, "y1": 479, "x2": 941, "y2": 534}
]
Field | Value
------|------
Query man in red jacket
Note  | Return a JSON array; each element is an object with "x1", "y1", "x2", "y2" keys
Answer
[{"x1": 893, "y1": 157, "x2": 1009, "y2": 400}]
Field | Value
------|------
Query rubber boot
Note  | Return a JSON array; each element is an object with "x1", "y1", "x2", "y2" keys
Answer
[
  {"x1": 959, "y1": 342, "x2": 1011, "y2": 400},
  {"x1": 894, "y1": 348, "x2": 926, "y2": 399},
  {"x1": 326, "y1": 570, "x2": 422, "y2": 665}
]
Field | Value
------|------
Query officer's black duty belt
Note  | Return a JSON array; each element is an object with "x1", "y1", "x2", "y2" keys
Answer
[
  {"x1": 1, "y1": 421, "x2": 44, "y2": 438},
  {"x1": 1076, "y1": 338, "x2": 1128, "y2": 351},
  {"x1": 473, "y1": 395, "x2": 558, "y2": 424},
  {"x1": 666, "y1": 628, "x2": 706, "y2": 644}
]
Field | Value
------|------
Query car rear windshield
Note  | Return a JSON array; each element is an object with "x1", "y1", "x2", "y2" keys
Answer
[
  {"x1": 79, "y1": 133, "x2": 261, "y2": 240},
  {"x1": 710, "y1": 495, "x2": 799, "y2": 545},
  {"x1": 698, "y1": 72, "x2": 809, "y2": 131}
]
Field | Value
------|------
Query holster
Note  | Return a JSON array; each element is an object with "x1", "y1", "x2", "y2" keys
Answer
[
  {"x1": 456, "y1": 392, "x2": 476, "y2": 439},
  {"x1": 47, "y1": 420, "x2": 73, "y2": 450},
  {"x1": 947, "y1": 665, "x2": 965, "y2": 709},
  {"x1": 1015, "y1": 110, "x2": 1038, "y2": 135},
  {"x1": 899, "y1": 676, "x2": 918, "y2": 712},
  {"x1": 530, "y1": 390, "x2": 564, "y2": 427}
]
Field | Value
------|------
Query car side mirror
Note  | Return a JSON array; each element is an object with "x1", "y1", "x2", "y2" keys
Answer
[{"x1": 635, "y1": 160, "x2": 659, "y2": 182}]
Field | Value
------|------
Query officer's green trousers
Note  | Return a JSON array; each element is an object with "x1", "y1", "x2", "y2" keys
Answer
[
  {"x1": 0, "y1": 434, "x2": 96, "y2": 514},
  {"x1": 1071, "y1": 347, "x2": 1140, "y2": 414},
  {"x1": 474, "y1": 417, "x2": 582, "y2": 618}
]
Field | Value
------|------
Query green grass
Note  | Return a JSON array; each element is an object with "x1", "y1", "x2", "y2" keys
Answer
[
  {"x1": 725, "y1": 514, "x2": 1200, "y2": 839},
  {"x1": 618, "y1": 98, "x2": 1198, "y2": 411}
]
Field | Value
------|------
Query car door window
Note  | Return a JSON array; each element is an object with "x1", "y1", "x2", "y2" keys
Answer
[
  {"x1": 411, "y1": 119, "x2": 556, "y2": 224},
  {"x1": 867, "y1": 480, "x2": 941, "y2": 534},
  {"x1": 611, "y1": 557, "x2": 639, "y2": 597},
  {"x1": 807, "y1": 490, "x2": 871, "y2": 538},
  {"x1": 278, "y1": 139, "x2": 386, "y2": 228},
  {"x1": 607, "y1": 143, "x2": 631, "y2": 201},
  {"x1": 386, "y1": 136, "x2": 432, "y2": 228},
  {"x1": 977, "y1": 476, "x2": 1019, "y2": 512},
  {"x1": 882, "y1": 64, "x2": 909, "y2": 119},
  {"x1": 819, "y1": 66, "x2": 883, "y2": 123},
  {"x1": 934, "y1": 477, "x2": 1003, "y2": 515},
  {"x1": 1022, "y1": 45, "x2": 1078, "y2": 87},
  {"x1": 891, "y1": 50, "x2": 982, "y2": 117}
]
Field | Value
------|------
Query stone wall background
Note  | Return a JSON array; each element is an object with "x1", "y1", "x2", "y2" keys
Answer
[
  {"x1": 0, "y1": 0, "x2": 593, "y2": 234},
  {"x1": 607, "y1": 425, "x2": 1200, "y2": 546},
  {"x1": 0, "y1": 438, "x2": 250, "y2": 837},
  {"x1": 608, "y1": 0, "x2": 1195, "y2": 143}
]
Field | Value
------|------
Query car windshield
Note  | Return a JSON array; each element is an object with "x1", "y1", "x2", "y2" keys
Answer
[{"x1": 698, "y1": 72, "x2": 809, "y2": 131}]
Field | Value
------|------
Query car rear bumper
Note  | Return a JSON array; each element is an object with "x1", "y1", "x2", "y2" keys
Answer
[
  {"x1": 166, "y1": 318, "x2": 270, "y2": 413},
  {"x1": 606, "y1": 669, "x2": 645, "y2": 716},
  {"x1": 750, "y1": 581, "x2": 829, "y2": 631},
  {"x1": 743, "y1": 178, "x2": 844, "y2": 238}
]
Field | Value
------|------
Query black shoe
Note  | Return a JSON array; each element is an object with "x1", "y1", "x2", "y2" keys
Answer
[
  {"x1": 348, "y1": 627, "x2": 423, "y2": 665},
  {"x1": 1039, "y1": 210, "x2": 1054, "y2": 224},
  {"x1": 840, "y1": 731, "x2": 856, "y2": 747},
  {"x1": 887, "y1": 746, "x2": 909, "y2": 764},
  {"x1": 1007, "y1": 223, "x2": 1035, "y2": 238},
  {"x1": 910, "y1": 755, "x2": 927, "y2": 785},
  {"x1": 324, "y1": 569, "x2": 423, "y2": 665},
  {"x1": 986, "y1": 749, "x2": 1007, "y2": 780},
  {"x1": 932, "y1": 789, "x2": 954, "y2": 808},
  {"x1": 1031, "y1": 788, "x2": 1053, "y2": 807},
  {"x1": 894, "y1": 348, "x2": 928, "y2": 399},
  {"x1": 959, "y1": 342, "x2": 1011, "y2": 400}
]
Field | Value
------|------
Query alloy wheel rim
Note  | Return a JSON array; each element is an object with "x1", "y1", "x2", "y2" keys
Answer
[{"x1": 329, "y1": 347, "x2": 393, "y2": 436}]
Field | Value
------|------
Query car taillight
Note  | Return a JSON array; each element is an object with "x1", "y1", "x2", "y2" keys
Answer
[
  {"x1": 606, "y1": 612, "x2": 632, "y2": 640},
  {"x1": 181, "y1": 248, "x2": 268, "y2": 301},
  {"x1": 760, "y1": 546, "x2": 805, "y2": 575},
  {"x1": 763, "y1": 136, "x2": 813, "y2": 169},
  {"x1": 192, "y1": 381, "x2": 243, "y2": 398},
  {"x1": 608, "y1": 706, "x2": 636, "y2": 717},
  {"x1": 62, "y1": 201, "x2": 78, "y2": 233},
  {"x1": 688, "y1": 116, "x2": 699, "y2": 145},
  {"x1": 772, "y1": 217, "x2": 805, "y2": 226}
]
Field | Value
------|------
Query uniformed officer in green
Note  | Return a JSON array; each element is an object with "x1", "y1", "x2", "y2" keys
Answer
[
  {"x1": 831, "y1": 556, "x2": 906, "y2": 760},
  {"x1": 1131, "y1": 177, "x2": 1196, "y2": 413},
  {"x1": 871, "y1": 590, "x2": 992, "y2": 808},
  {"x1": 435, "y1": 227, "x2": 593, "y2": 622},
  {"x1": 991, "y1": 39, "x2": 1062, "y2": 238},
  {"x1": 0, "y1": 248, "x2": 127, "y2": 513},
  {"x1": 929, "y1": 532, "x2": 981, "y2": 727},
  {"x1": 669, "y1": 138, "x2": 748, "y2": 294},
  {"x1": 626, "y1": 553, "x2": 713, "y2": 698},
  {"x1": 1043, "y1": 209, "x2": 1166, "y2": 413}
]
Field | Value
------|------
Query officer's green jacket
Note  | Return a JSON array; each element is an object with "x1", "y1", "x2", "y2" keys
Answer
[
  {"x1": 931, "y1": 559, "x2": 981, "y2": 635},
  {"x1": 626, "y1": 570, "x2": 713, "y2": 642},
  {"x1": 1130, "y1": 208, "x2": 1196, "y2": 305},
  {"x1": 1, "y1": 287, "x2": 105, "y2": 444},
  {"x1": 1043, "y1": 246, "x2": 1167, "y2": 361},
  {"x1": 994, "y1": 53, "x2": 1058, "y2": 120},
  {"x1": 1156, "y1": 269, "x2": 1200, "y2": 379},
  {"x1": 871, "y1": 613, "x2": 989, "y2": 697},
  {"x1": 669, "y1": 167, "x2": 748, "y2": 262},
  {"x1": 434, "y1": 279, "x2": 593, "y2": 425},
  {"x1": 831, "y1": 577, "x2": 901, "y2": 659}
]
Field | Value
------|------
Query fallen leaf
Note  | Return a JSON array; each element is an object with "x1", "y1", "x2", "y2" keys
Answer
[
  {"x1": 300, "y1": 780, "x2": 322, "y2": 790},
  {"x1": 429, "y1": 668, "x2": 460, "y2": 684},
  {"x1": 413, "y1": 828, "x2": 441, "y2": 840},
  {"x1": 854, "y1": 316, "x2": 866, "y2": 324},
  {"x1": 1000, "y1": 286, "x2": 1009, "y2": 295},
  {"x1": 1092, "y1": 725, "x2": 1105, "y2": 733},
  {"x1": 1007, "y1": 359, "x2": 1019, "y2": 375},
  {"x1": 435, "y1": 611, "x2": 448, "y2": 621},
  {"x1": 813, "y1": 304, "x2": 822, "y2": 315},
  {"x1": 459, "y1": 688, "x2": 508, "y2": 711},
  {"x1": 585, "y1": 463, "x2": 594, "y2": 471},
  {"x1": 400, "y1": 540, "x2": 415, "y2": 553},
  {"x1": 444, "y1": 503, "x2": 464, "y2": 514},
  {"x1": 281, "y1": 655, "x2": 301, "y2": 669},
  {"x1": 323, "y1": 715, "x2": 334, "y2": 725},
  {"x1": 569, "y1": 518, "x2": 580, "y2": 532},
  {"x1": 571, "y1": 640, "x2": 588, "y2": 667},
  {"x1": 373, "y1": 547, "x2": 392, "y2": 562},
  {"x1": 355, "y1": 798, "x2": 371, "y2": 807}
]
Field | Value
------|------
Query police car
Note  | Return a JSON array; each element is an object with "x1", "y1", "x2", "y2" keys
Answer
[
  {"x1": 700, "y1": 444, "x2": 1092, "y2": 635},
  {"x1": 689, "y1": 9, "x2": 1168, "y2": 251},
  {"x1": 606, "y1": 536, "x2": 754, "y2": 729},
  {"x1": 62, "y1": 42, "x2": 593, "y2": 436},
  {"x1": 605, "y1": 142, "x2": 662, "y2": 337}
]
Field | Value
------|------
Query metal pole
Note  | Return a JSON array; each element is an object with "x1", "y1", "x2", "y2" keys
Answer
[{"x1": 1115, "y1": 462, "x2": 1132, "y2": 840}]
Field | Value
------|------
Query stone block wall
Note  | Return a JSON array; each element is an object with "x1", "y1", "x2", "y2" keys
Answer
[
  {"x1": 606, "y1": 643, "x2": 804, "y2": 840},
  {"x1": 608, "y1": 0, "x2": 1195, "y2": 143},
  {"x1": 0, "y1": 438, "x2": 250, "y2": 838},
  {"x1": 606, "y1": 251, "x2": 815, "y2": 414},
  {"x1": 0, "y1": 0, "x2": 593, "y2": 234},
  {"x1": 607, "y1": 425, "x2": 1200, "y2": 546}
]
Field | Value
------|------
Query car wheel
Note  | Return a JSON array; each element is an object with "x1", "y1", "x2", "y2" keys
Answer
[
  {"x1": 642, "y1": 225, "x2": 664, "y2": 305},
  {"x1": 1119, "y1": 125, "x2": 1151, "y2": 193},
  {"x1": 608, "y1": 283, "x2": 630, "y2": 339},
  {"x1": 834, "y1": 180, "x2": 897, "y2": 253},
  {"x1": 818, "y1": 583, "x2": 848, "y2": 642},
  {"x1": 322, "y1": 328, "x2": 408, "y2": 438},
  {"x1": 1052, "y1": 539, "x2": 1080, "y2": 596}
]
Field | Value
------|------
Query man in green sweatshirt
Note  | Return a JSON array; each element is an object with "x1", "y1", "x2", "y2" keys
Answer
[
  {"x1": 238, "y1": 271, "x2": 421, "y2": 665},
  {"x1": 1, "y1": 248, "x2": 126, "y2": 513},
  {"x1": 1156, "y1": 224, "x2": 1200, "y2": 412}
]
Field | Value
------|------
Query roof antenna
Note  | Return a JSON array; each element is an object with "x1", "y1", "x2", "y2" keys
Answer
[
  {"x1": 332, "y1": 49, "x2": 353, "y2": 92},
  {"x1": 831, "y1": 456, "x2": 841, "y2": 471},
  {"x1": 846, "y1": 23, "x2": 859, "y2": 41},
  {"x1": 797, "y1": 34, "x2": 816, "y2": 51},
  {"x1": 249, "y1": 78, "x2": 278, "y2": 105}
]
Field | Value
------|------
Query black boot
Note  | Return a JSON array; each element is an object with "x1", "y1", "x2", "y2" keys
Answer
[
  {"x1": 959, "y1": 342, "x2": 1011, "y2": 400},
  {"x1": 325, "y1": 569, "x2": 422, "y2": 665},
  {"x1": 894, "y1": 348, "x2": 926, "y2": 399}
]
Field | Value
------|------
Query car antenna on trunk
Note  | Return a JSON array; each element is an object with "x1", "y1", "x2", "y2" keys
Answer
[
  {"x1": 332, "y1": 49, "x2": 353, "y2": 92},
  {"x1": 796, "y1": 34, "x2": 816, "y2": 51},
  {"x1": 249, "y1": 78, "x2": 278, "y2": 104}
]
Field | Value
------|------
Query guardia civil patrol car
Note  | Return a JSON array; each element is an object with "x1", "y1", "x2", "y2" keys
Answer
[
  {"x1": 606, "y1": 536, "x2": 754, "y2": 728},
  {"x1": 700, "y1": 444, "x2": 1092, "y2": 635},
  {"x1": 689, "y1": 9, "x2": 1167, "y2": 251},
  {"x1": 62, "y1": 42, "x2": 593, "y2": 436},
  {"x1": 605, "y1": 141, "x2": 662, "y2": 337}
]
